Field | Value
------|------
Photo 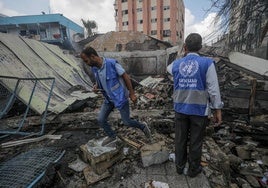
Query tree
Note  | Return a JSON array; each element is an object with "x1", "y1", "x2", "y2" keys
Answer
[
  {"x1": 81, "y1": 19, "x2": 98, "y2": 37},
  {"x1": 208, "y1": 0, "x2": 268, "y2": 52}
]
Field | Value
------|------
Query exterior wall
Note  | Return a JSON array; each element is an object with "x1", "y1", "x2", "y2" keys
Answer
[
  {"x1": 5, "y1": 29, "x2": 19, "y2": 35},
  {"x1": 137, "y1": 2, "x2": 143, "y2": 32},
  {"x1": 114, "y1": 0, "x2": 184, "y2": 45},
  {"x1": 98, "y1": 50, "x2": 169, "y2": 76}
]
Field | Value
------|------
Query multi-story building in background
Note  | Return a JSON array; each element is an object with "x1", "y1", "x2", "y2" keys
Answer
[
  {"x1": 228, "y1": 0, "x2": 267, "y2": 59},
  {"x1": 114, "y1": 0, "x2": 184, "y2": 45},
  {"x1": 0, "y1": 14, "x2": 84, "y2": 50}
]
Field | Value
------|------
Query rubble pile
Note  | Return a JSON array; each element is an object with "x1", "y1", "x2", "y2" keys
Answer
[
  {"x1": 125, "y1": 53, "x2": 267, "y2": 188},
  {"x1": 215, "y1": 58, "x2": 268, "y2": 117},
  {"x1": 133, "y1": 76, "x2": 173, "y2": 111},
  {"x1": 203, "y1": 119, "x2": 268, "y2": 188},
  {"x1": 193, "y1": 53, "x2": 268, "y2": 188},
  {"x1": 1, "y1": 54, "x2": 268, "y2": 187}
]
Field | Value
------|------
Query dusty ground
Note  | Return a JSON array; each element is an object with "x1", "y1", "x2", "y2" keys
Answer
[{"x1": 0, "y1": 109, "x2": 164, "y2": 187}]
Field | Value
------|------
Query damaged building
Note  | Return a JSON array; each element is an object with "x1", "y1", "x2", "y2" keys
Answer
[{"x1": 0, "y1": 30, "x2": 268, "y2": 188}]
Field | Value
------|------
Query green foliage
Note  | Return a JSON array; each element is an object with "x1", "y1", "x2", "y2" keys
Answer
[{"x1": 81, "y1": 19, "x2": 98, "y2": 37}]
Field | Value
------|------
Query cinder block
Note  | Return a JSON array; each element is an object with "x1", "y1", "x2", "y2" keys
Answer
[{"x1": 80, "y1": 139, "x2": 124, "y2": 174}]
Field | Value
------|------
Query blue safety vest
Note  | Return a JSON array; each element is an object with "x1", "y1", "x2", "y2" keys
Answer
[
  {"x1": 92, "y1": 58, "x2": 128, "y2": 109},
  {"x1": 172, "y1": 54, "x2": 213, "y2": 116}
]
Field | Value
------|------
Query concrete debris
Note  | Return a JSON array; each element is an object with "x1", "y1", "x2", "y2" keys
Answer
[
  {"x1": 139, "y1": 76, "x2": 165, "y2": 89},
  {"x1": 1, "y1": 36, "x2": 268, "y2": 188},
  {"x1": 140, "y1": 141, "x2": 169, "y2": 167},
  {"x1": 144, "y1": 180, "x2": 169, "y2": 188},
  {"x1": 83, "y1": 166, "x2": 111, "y2": 186},
  {"x1": 68, "y1": 156, "x2": 88, "y2": 172},
  {"x1": 80, "y1": 137, "x2": 123, "y2": 175}
]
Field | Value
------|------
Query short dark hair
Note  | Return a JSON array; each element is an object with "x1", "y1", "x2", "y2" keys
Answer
[
  {"x1": 81, "y1": 46, "x2": 99, "y2": 57},
  {"x1": 185, "y1": 33, "x2": 202, "y2": 52}
]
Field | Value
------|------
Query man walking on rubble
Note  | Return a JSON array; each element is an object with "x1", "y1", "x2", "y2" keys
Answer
[
  {"x1": 167, "y1": 33, "x2": 223, "y2": 177},
  {"x1": 80, "y1": 46, "x2": 151, "y2": 146}
]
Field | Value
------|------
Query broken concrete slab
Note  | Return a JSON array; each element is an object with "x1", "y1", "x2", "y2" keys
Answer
[
  {"x1": 68, "y1": 156, "x2": 88, "y2": 172},
  {"x1": 144, "y1": 180, "x2": 169, "y2": 188},
  {"x1": 140, "y1": 141, "x2": 169, "y2": 167},
  {"x1": 83, "y1": 166, "x2": 111, "y2": 186}
]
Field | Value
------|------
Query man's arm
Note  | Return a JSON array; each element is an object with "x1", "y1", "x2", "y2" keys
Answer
[
  {"x1": 206, "y1": 62, "x2": 223, "y2": 125},
  {"x1": 121, "y1": 72, "x2": 137, "y2": 103},
  {"x1": 167, "y1": 62, "x2": 173, "y2": 75}
]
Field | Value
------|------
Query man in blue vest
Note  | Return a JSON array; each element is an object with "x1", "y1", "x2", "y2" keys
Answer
[
  {"x1": 167, "y1": 33, "x2": 223, "y2": 177},
  {"x1": 81, "y1": 46, "x2": 151, "y2": 146}
]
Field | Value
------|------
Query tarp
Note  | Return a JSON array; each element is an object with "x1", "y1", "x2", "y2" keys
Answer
[{"x1": 0, "y1": 33, "x2": 96, "y2": 115}]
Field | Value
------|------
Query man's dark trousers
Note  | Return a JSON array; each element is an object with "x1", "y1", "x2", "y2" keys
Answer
[{"x1": 174, "y1": 112, "x2": 208, "y2": 170}]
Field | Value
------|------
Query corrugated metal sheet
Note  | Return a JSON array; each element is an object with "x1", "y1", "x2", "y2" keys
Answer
[
  {"x1": 0, "y1": 33, "x2": 96, "y2": 115},
  {"x1": 229, "y1": 52, "x2": 268, "y2": 78}
]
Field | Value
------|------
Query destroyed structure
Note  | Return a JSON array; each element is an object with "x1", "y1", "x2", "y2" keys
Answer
[{"x1": 0, "y1": 31, "x2": 268, "y2": 188}]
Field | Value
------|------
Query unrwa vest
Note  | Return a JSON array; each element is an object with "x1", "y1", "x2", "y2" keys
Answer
[
  {"x1": 172, "y1": 54, "x2": 213, "y2": 116},
  {"x1": 92, "y1": 58, "x2": 128, "y2": 109}
]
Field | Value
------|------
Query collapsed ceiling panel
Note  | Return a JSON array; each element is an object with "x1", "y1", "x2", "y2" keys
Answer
[{"x1": 0, "y1": 33, "x2": 96, "y2": 116}]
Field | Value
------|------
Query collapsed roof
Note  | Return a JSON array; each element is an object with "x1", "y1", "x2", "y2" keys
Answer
[{"x1": 0, "y1": 33, "x2": 96, "y2": 117}]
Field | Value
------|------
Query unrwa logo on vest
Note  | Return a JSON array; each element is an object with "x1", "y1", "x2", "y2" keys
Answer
[{"x1": 179, "y1": 60, "x2": 199, "y2": 77}]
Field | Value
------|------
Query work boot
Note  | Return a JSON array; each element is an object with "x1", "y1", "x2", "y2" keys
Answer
[
  {"x1": 142, "y1": 122, "x2": 151, "y2": 139},
  {"x1": 176, "y1": 165, "x2": 185, "y2": 175},
  {"x1": 101, "y1": 136, "x2": 117, "y2": 146},
  {"x1": 188, "y1": 166, "x2": 202, "y2": 178}
]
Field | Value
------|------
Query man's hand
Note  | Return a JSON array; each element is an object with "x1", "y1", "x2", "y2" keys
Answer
[
  {"x1": 129, "y1": 93, "x2": 137, "y2": 104},
  {"x1": 92, "y1": 84, "x2": 98, "y2": 93},
  {"x1": 213, "y1": 109, "x2": 222, "y2": 126}
]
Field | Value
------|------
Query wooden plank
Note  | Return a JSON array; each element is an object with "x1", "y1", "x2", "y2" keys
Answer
[
  {"x1": 118, "y1": 135, "x2": 142, "y2": 149},
  {"x1": 1, "y1": 130, "x2": 62, "y2": 148},
  {"x1": 249, "y1": 78, "x2": 257, "y2": 116}
]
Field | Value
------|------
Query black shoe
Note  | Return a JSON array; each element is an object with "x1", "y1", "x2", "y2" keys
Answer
[
  {"x1": 176, "y1": 165, "x2": 185, "y2": 175},
  {"x1": 142, "y1": 122, "x2": 151, "y2": 138},
  {"x1": 188, "y1": 166, "x2": 202, "y2": 178}
]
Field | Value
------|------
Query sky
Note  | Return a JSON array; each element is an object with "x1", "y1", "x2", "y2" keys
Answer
[{"x1": 0, "y1": 0, "x2": 221, "y2": 44}]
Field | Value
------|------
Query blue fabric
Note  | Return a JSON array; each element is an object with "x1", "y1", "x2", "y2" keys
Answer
[
  {"x1": 92, "y1": 58, "x2": 128, "y2": 109},
  {"x1": 97, "y1": 101, "x2": 145, "y2": 137},
  {"x1": 172, "y1": 54, "x2": 214, "y2": 116}
]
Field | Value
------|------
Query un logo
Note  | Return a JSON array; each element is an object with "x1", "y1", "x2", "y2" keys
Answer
[{"x1": 179, "y1": 60, "x2": 199, "y2": 77}]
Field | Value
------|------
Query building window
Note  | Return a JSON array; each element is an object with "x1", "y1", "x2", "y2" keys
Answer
[
  {"x1": 164, "y1": 18, "x2": 170, "y2": 22},
  {"x1": 151, "y1": 6, "x2": 157, "y2": 11},
  {"x1": 122, "y1": 10, "x2": 128, "y2": 15},
  {"x1": 122, "y1": 21, "x2": 128, "y2": 26},
  {"x1": 137, "y1": 20, "x2": 143, "y2": 24},
  {"x1": 163, "y1": 6, "x2": 170, "y2": 10},
  {"x1": 151, "y1": 30, "x2": 157, "y2": 35},
  {"x1": 151, "y1": 18, "x2": 157, "y2": 23},
  {"x1": 163, "y1": 30, "x2": 171, "y2": 37},
  {"x1": 137, "y1": 8, "x2": 142, "y2": 12},
  {"x1": 122, "y1": 0, "x2": 127, "y2": 2}
]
